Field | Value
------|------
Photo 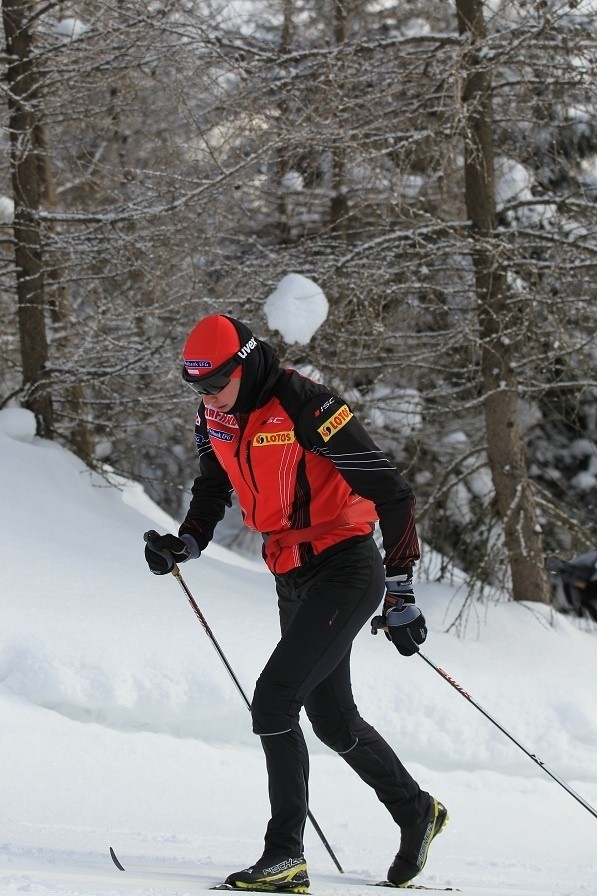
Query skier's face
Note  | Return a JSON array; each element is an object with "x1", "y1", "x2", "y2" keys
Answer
[{"x1": 201, "y1": 375, "x2": 241, "y2": 412}]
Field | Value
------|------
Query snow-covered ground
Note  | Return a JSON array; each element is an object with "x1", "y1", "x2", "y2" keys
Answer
[{"x1": 1, "y1": 406, "x2": 596, "y2": 896}]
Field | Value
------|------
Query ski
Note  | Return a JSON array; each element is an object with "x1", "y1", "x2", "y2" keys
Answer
[
  {"x1": 111, "y1": 850, "x2": 457, "y2": 894},
  {"x1": 209, "y1": 884, "x2": 457, "y2": 893},
  {"x1": 209, "y1": 885, "x2": 308, "y2": 893},
  {"x1": 109, "y1": 847, "x2": 125, "y2": 871}
]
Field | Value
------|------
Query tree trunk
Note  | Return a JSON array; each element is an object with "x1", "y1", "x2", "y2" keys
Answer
[
  {"x1": 33, "y1": 108, "x2": 94, "y2": 462},
  {"x1": 3, "y1": 0, "x2": 53, "y2": 438},
  {"x1": 276, "y1": 0, "x2": 294, "y2": 243},
  {"x1": 330, "y1": 0, "x2": 349, "y2": 239},
  {"x1": 455, "y1": 0, "x2": 550, "y2": 603}
]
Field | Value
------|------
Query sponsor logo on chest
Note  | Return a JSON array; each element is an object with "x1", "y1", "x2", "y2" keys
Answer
[
  {"x1": 253, "y1": 430, "x2": 295, "y2": 446},
  {"x1": 317, "y1": 404, "x2": 353, "y2": 441},
  {"x1": 204, "y1": 408, "x2": 238, "y2": 428},
  {"x1": 208, "y1": 427, "x2": 234, "y2": 442}
]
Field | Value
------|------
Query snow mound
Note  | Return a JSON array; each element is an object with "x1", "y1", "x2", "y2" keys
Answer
[{"x1": 0, "y1": 407, "x2": 37, "y2": 442}]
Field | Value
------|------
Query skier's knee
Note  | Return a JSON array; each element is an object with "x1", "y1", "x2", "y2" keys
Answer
[
  {"x1": 309, "y1": 713, "x2": 357, "y2": 754},
  {"x1": 251, "y1": 674, "x2": 296, "y2": 736}
]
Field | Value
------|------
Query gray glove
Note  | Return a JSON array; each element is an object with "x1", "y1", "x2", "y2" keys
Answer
[{"x1": 371, "y1": 575, "x2": 427, "y2": 656}]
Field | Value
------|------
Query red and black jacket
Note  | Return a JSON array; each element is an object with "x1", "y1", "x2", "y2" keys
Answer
[{"x1": 180, "y1": 358, "x2": 420, "y2": 577}]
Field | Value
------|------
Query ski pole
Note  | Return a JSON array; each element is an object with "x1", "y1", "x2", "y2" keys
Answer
[
  {"x1": 417, "y1": 650, "x2": 597, "y2": 822},
  {"x1": 171, "y1": 564, "x2": 345, "y2": 873}
]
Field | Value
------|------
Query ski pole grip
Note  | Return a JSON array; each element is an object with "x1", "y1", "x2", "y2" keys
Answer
[
  {"x1": 144, "y1": 530, "x2": 176, "y2": 574},
  {"x1": 371, "y1": 614, "x2": 388, "y2": 634}
]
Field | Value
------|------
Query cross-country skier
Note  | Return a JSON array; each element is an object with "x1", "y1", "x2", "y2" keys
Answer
[{"x1": 144, "y1": 314, "x2": 448, "y2": 892}]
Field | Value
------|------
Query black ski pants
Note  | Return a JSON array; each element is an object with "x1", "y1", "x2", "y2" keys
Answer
[{"x1": 251, "y1": 535, "x2": 429, "y2": 860}]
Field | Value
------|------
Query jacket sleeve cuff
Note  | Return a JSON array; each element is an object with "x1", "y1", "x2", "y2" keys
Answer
[
  {"x1": 178, "y1": 518, "x2": 211, "y2": 554},
  {"x1": 385, "y1": 564, "x2": 414, "y2": 580},
  {"x1": 179, "y1": 533, "x2": 201, "y2": 560}
]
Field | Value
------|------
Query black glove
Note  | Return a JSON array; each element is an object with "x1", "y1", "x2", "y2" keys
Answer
[
  {"x1": 371, "y1": 575, "x2": 427, "y2": 656},
  {"x1": 144, "y1": 529, "x2": 194, "y2": 575}
]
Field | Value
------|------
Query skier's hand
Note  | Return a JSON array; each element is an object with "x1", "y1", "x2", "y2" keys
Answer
[
  {"x1": 371, "y1": 576, "x2": 427, "y2": 656},
  {"x1": 383, "y1": 602, "x2": 427, "y2": 655},
  {"x1": 144, "y1": 530, "x2": 195, "y2": 575}
]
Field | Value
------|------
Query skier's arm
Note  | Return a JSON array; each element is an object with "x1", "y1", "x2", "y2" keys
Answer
[
  {"x1": 296, "y1": 395, "x2": 420, "y2": 576},
  {"x1": 178, "y1": 409, "x2": 234, "y2": 553}
]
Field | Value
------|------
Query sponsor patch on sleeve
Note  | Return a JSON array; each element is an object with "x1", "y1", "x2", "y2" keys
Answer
[{"x1": 317, "y1": 404, "x2": 353, "y2": 441}]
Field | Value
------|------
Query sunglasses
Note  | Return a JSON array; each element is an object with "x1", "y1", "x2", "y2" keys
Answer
[{"x1": 182, "y1": 354, "x2": 241, "y2": 395}]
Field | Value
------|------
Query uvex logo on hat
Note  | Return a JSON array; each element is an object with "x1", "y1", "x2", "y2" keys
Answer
[{"x1": 237, "y1": 336, "x2": 257, "y2": 360}]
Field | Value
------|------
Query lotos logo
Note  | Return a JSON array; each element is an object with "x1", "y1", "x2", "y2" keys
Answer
[
  {"x1": 317, "y1": 404, "x2": 353, "y2": 441},
  {"x1": 253, "y1": 430, "x2": 295, "y2": 447},
  {"x1": 237, "y1": 336, "x2": 257, "y2": 360}
]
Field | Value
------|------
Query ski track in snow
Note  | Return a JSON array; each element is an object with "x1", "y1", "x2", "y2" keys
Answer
[{"x1": 0, "y1": 851, "x2": 586, "y2": 896}]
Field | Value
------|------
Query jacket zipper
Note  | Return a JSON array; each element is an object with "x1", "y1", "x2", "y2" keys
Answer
[
  {"x1": 234, "y1": 417, "x2": 259, "y2": 526},
  {"x1": 244, "y1": 440, "x2": 260, "y2": 493}
]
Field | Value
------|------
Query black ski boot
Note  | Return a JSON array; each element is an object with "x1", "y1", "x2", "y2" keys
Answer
[
  {"x1": 223, "y1": 854, "x2": 309, "y2": 892},
  {"x1": 387, "y1": 796, "x2": 449, "y2": 886}
]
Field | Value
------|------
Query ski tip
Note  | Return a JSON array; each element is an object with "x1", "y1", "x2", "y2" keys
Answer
[{"x1": 109, "y1": 847, "x2": 125, "y2": 871}]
